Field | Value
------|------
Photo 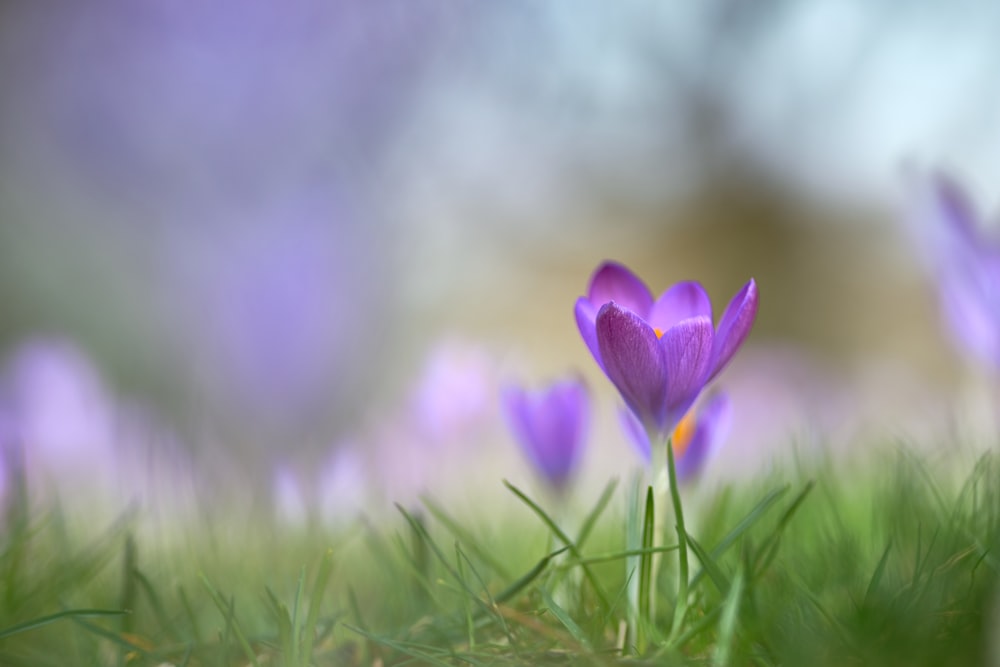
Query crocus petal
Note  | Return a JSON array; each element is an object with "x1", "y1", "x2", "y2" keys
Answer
[
  {"x1": 660, "y1": 316, "x2": 715, "y2": 429},
  {"x1": 501, "y1": 380, "x2": 588, "y2": 489},
  {"x1": 708, "y1": 279, "x2": 759, "y2": 382},
  {"x1": 648, "y1": 281, "x2": 712, "y2": 333},
  {"x1": 596, "y1": 302, "x2": 668, "y2": 431},
  {"x1": 501, "y1": 386, "x2": 534, "y2": 456},
  {"x1": 535, "y1": 381, "x2": 587, "y2": 484},
  {"x1": 587, "y1": 261, "x2": 654, "y2": 318},
  {"x1": 675, "y1": 393, "x2": 731, "y2": 481},
  {"x1": 574, "y1": 297, "x2": 604, "y2": 371}
]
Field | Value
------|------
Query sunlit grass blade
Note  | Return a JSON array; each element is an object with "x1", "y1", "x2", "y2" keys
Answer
[
  {"x1": 198, "y1": 574, "x2": 261, "y2": 667},
  {"x1": 493, "y1": 545, "x2": 569, "y2": 605},
  {"x1": 686, "y1": 532, "x2": 731, "y2": 595},
  {"x1": 863, "y1": 539, "x2": 893, "y2": 608},
  {"x1": 575, "y1": 477, "x2": 619, "y2": 551},
  {"x1": 712, "y1": 567, "x2": 744, "y2": 667},
  {"x1": 300, "y1": 548, "x2": 335, "y2": 665},
  {"x1": 637, "y1": 485, "x2": 654, "y2": 654},
  {"x1": 0, "y1": 608, "x2": 127, "y2": 641},
  {"x1": 420, "y1": 495, "x2": 511, "y2": 579},
  {"x1": 176, "y1": 585, "x2": 202, "y2": 645},
  {"x1": 503, "y1": 480, "x2": 611, "y2": 612},
  {"x1": 342, "y1": 624, "x2": 457, "y2": 667},
  {"x1": 555, "y1": 545, "x2": 679, "y2": 568},
  {"x1": 751, "y1": 481, "x2": 814, "y2": 578},
  {"x1": 665, "y1": 434, "x2": 690, "y2": 644},
  {"x1": 71, "y1": 614, "x2": 154, "y2": 661},
  {"x1": 290, "y1": 567, "x2": 304, "y2": 665},
  {"x1": 456, "y1": 543, "x2": 475, "y2": 650},
  {"x1": 119, "y1": 533, "x2": 137, "y2": 639},
  {"x1": 396, "y1": 504, "x2": 488, "y2": 615},
  {"x1": 132, "y1": 567, "x2": 180, "y2": 644},
  {"x1": 690, "y1": 486, "x2": 789, "y2": 588},
  {"x1": 264, "y1": 586, "x2": 294, "y2": 664},
  {"x1": 454, "y1": 542, "x2": 516, "y2": 646},
  {"x1": 540, "y1": 588, "x2": 591, "y2": 650}
]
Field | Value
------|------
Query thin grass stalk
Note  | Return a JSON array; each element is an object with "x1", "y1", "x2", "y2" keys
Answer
[
  {"x1": 624, "y1": 470, "x2": 643, "y2": 653},
  {"x1": 665, "y1": 434, "x2": 690, "y2": 644}
]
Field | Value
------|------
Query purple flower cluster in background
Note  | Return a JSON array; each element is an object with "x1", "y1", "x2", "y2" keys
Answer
[
  {"x1": 0, "y1": 337, "x2": 196, "y2": 519},
  {"x1": 575, "y1": 261, "x2": 757, "y2": 441}
]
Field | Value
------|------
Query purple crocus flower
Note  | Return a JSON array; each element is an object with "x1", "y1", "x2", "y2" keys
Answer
[
  {"x1": 501, "y1": 378, "x2": 589, "y2": 490},
  {"x1": 920, "y1": 174, "x2": 1000, "y2": 367},
  {"x1": 621, "y1": 393, "x2": 731, "y2": 482},
  {"x1": 575, "y1": 261, "x2": 757, "y2": 438}
]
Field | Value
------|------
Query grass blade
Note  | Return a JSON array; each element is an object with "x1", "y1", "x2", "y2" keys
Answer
[
  {"x1": 540, "y1": 588, "x2": 591, "y2": 650},
  {"x1": 493, "y1": 545, "x2": 569, "y2": 605},
  {"x1": 712, "y1": 567, "x2": 744, "y2": 666},
  {"x1": 0, "y1": 608, "x2": 127, "y2": 640},
  {"x1": 503, "y1": 480, "x2": 611, "y2": 612},
  {"x1": 300, "y1": 549, "x2": 335, "y2": 664},
  {"x1": 637, "y1": 485, "x2": 654, "y2": 654},
  {"x1": 863, "y1": 539, "x2": 893, "y2": 607},
  {"x1": 199, "y1": 574, "x2": 260, "y2": 667},
  {"x1": 421, "y1": 496, "x2": 511, "y2": 579},
  {"x1": 575, "y1": 477, "x2": 619, "y2": 550},
  {"x1": 687, "y1": 533, "x2": 731, "y2": 595},
  {"x1": 690, "y1": 486, "x2": 789, "y2": 588}
]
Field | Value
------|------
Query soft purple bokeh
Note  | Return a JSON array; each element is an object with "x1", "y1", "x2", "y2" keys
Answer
[
  {"x1": 407, "y1": 339, "x2": 499, "y2": 444},
  {"x1": 621, "y1": 393, "x2": 731, "y2": 482},
  {"x1": 575, "y1": 261, "x2": 757, "y2": 439},
  {"x1": 273, "y1": 465, "x2": 309, "y2": 526},
  {"x1": 916, "y1": 174, "x2": 1000, "y2": 368},
  {"x1": 0, "y1": 1, "x2": 452, "y2": 207},
  {"x1": 0, "y1": 337, "x2": 196, "y2": 517},
  {"x1": 378, "y1": 339, "x2": 502, "y2": 507},
  {"x1": 502, "y1": 378, "x2": 589, "y2": 491},
  {"x1": 0, "y1": 1, "x2": 462, "y2": 444},
  {"x1": 0, "y1": 339, "x2": 118, "y2": 496},
  {"x1": 163, "y1": 199, "x2": 387, "y2": 436},
  {"x1": 272, "y1": 439, "x2": 370, "y2": 527}
]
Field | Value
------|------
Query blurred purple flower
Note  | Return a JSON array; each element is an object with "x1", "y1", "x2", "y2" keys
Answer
[
  {"x1": 407, "y1": 339, "x2": 498, "y2": 444},
  {"x1": 169, "y1": 204, "x2": 387, "y2": 436},
  {"x1": 272, "y1": 441, "x2": 369, "y2": 527},
  {"x1": 273, "y1": 464, "x2": 309, "y2": 526},
  {"x1": 317, "y1": 443, "x2": 368, "y2": 525},
  {"x1": 501, "y1": 378, "x2": 588, "y2": 490},
  {"x1": 621, "y1": 393, "x2": 731, "y2": 482},
  {"x1": 0, "y1": 337, "x2": 197, "y2": 516},
  {"x1": 575, "y1": 261, "x2": 757, "y2": 439},
  {"x1": 920, "y1": 174, "x2": 1000, "y2": 367},
  {"x1": 0, "y1": 339, "x2": 118, "y2": 494}
]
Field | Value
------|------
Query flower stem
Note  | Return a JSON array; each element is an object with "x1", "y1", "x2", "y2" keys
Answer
[{"x1": 665, "y1": 434, "x2": 690, "y2": 642}]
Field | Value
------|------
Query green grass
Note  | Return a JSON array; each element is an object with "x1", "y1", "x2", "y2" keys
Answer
[{"x1": 1, "y1": 445, "x2": 998, "y2": 666}]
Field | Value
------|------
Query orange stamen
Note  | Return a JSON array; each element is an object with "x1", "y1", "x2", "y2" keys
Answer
[
  {"x1": 672, "y1": 410, "x2": 696, "y2": 458},
  {"x1": 653, "y1": 327, "x2": 664, "y2": 339}
]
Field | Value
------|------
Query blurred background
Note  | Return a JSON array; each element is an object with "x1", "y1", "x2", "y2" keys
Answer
[{"x1": 1, "y1": 1, "x2": 999, "y2": 519}]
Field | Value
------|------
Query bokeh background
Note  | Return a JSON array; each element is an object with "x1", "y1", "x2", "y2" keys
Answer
[{"x1": 1, "y1": 1, "x2": 999, "y2": 521}]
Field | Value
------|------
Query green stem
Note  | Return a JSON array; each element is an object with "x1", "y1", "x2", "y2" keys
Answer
[
  {"x1": 665, "y1": 434, "x2": 690, "y2": 642},
  {"x1": 624, "y1": 470, "x2": 643, "y2": 654}
]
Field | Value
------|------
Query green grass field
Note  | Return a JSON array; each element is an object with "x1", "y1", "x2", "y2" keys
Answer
[{"x1": 0, "y1": 440, "x2": 996, "y2": 666}]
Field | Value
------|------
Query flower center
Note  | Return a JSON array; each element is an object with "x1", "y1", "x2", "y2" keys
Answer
[
  {"x1": 653, "y1": 327, "x2": 664, "y2": 339},
  {"x1": 672, "y1": 410, "x2": 696, "y2": 457}
]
